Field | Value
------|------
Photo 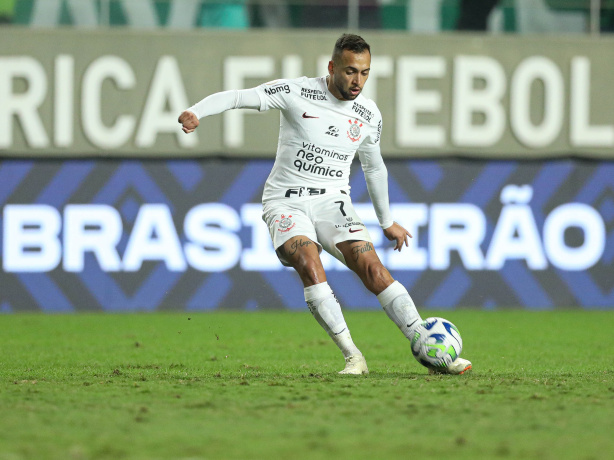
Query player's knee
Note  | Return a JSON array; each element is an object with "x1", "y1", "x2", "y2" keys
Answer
[
  {"x1": 293, "y1": 256, "x2": 324, "y2": 285},
  {"x1": 363, "y1": 262, "x2": 392, "y2": 292}
]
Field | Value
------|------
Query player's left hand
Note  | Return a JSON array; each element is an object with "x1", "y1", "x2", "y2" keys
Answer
[{"x1": 383, "y1": 222, "x2": 412, "y2": 252}]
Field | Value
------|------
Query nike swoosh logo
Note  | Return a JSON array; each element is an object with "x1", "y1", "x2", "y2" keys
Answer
[
  {"x1": 302, "y1": 112, "x2": 319, "y2": 119},
  {"x1": 349, "y1": 228, "x2": 363, "y2": 233}
]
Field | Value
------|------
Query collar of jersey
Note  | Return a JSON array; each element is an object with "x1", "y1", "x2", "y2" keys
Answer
[{"x1": 321, "y1": 75, "x2": 355, "y2": 105}]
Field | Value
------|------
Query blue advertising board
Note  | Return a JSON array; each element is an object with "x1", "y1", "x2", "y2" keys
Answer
[{"x1": 1, "y1": 158, "x2": 612, "y2": 312}]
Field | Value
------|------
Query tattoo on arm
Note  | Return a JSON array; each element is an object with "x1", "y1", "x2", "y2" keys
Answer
[
  {"x1": 351, "y1": 242, "x2": 373, "y2": 262},
  {"x1": 289, "y1": 238, "x2": 312, "y2": 256}
]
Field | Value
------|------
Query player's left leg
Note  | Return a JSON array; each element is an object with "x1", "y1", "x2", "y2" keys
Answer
[
  {"x1": 337, "y1": 240, "x2": 422, "y2": 340},
  {"x1": 337, "y1": 241, "x2": 472, "y2": 374},
  {"x1": 312, "y1": 194, "x2": 423, "y2": 343},
  {"x1": 428, "y1": 358, "x2": 472, "y2": 375}
]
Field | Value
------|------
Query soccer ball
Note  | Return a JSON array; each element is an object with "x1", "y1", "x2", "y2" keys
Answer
[{"x1": 410, "y1": 317, "x2": 463, "y2": 370}]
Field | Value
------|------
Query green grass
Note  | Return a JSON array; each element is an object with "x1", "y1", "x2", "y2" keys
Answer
[{"x1": 1, "y1": 311, "x2": 613, "y2": 460}]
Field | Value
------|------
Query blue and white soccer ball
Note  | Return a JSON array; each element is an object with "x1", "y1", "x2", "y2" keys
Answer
[{"x1": 411, "y1": 317, "x2": 463, "y2": 370}]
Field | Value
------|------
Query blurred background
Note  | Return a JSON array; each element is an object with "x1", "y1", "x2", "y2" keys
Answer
[
  {"x1": 0, "y1": 0, "x2": 613, "y2": 312},
  {"x1": 2, "y1": 0, "x2": 614, "y2": 33}
]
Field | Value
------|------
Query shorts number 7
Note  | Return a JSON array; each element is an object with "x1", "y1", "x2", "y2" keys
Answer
[{"x1": 334, "y1": 200, "x2": 346, "y2": 217}]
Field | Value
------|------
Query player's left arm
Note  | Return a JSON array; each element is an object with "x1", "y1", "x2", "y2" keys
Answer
[
  {"x1": 358, "y1": 112, "x2": 412, "y2": 252},
  {"x1": 360, "y1": 152, "x2": 412, "y2": 251},
  {"x1": 382, "y1": 222, "x2": 412, "y2": 252}
]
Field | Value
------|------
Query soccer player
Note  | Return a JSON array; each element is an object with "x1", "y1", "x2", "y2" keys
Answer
[{"x1": 178, "y1": 33, "x2": 471, "y2": 376}]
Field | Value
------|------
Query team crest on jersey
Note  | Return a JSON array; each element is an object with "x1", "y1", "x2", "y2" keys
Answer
[
  {"x1": 275, "y1": 214, "x2": 296, "y2": 233},
  {"x1": 347, "y1": 119, "x2": 362, "y2": 142}
]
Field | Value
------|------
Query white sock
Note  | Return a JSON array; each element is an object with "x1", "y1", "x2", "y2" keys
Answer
[
  {"x1": 304, "y1": 282, "x2": 361, "y2": 359},
  {"x1": 377, "y1": 281, "x2": 422, "y2": 340}
]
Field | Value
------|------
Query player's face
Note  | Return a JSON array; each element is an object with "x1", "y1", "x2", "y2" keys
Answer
[{"x1": 328, "y1": 50, "x2": 371, "y2": 101}]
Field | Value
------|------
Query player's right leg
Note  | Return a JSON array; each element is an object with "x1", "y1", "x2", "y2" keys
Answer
[
  {"x1": 262, "y1": 201, "x2": 367, "y2": 375},
  {"x1": 279, "y1": 238, "x2": 368, "y2": 375}
]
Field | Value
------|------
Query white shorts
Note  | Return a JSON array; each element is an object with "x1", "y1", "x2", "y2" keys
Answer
[{"x1": 262, "y1": 191, "x2": 373, "y2": 266}]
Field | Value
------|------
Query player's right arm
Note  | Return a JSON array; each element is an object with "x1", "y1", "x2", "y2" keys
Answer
[
  {"x1": 178, "y1": 88, "x2": 262, "y2": 133},
  {"x1": 178, "y1": 110, "x2": 199, "y2": 133},
  {"x1": 178, "y1": 79, "x2": 296, "y2": 133}
]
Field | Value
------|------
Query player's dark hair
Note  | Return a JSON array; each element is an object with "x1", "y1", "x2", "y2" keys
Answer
[{"x1": 332, "y1": 34, "x2": 371, "y2": 63}]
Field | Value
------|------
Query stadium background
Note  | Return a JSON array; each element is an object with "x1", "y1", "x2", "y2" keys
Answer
[{"x1": 1, "y1": 0, "x2": 613, "y2": 312}]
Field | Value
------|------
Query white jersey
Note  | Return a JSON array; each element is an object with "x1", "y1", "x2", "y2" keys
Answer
[
  {"x1": 186, "y1": 75, "x2": 393, "y2": 228},
  {"x1": 253, "y1": 76, "x2": 383, "y2": 203}
]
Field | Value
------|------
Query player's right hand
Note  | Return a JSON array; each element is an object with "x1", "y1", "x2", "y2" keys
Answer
[{"x1": 178, "y1": 111, "x2": 199, "y2": 133}]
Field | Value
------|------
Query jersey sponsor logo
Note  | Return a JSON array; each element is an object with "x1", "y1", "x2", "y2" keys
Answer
[
  {"x1": 293, "y1": 143, "x2": 352, "y2": 178},
  {"x1": 375, "y1": 119, "x2": 382, "y2": 144},
  {"x1": 264, "y1": 84, "x2": 291, "y2": 96},
  {"x1": 352, "y1": 102, "x2": 373, "y2": 122},
  {"x1": 293, "y1": 158, "x2": 343, "y2": 178},
  {"x1": 302, "y1": 112, "x2": 319, "y2": 119},
  {"x1": 275, "y1": 214, "x2": 296, "y2": 232},
  {"x1": 347, "y1": 119, "x2": 362, "y2": 142},
  {"x1": 300, "y1": 88, "x2": 327, "y2": 101},
  {"x1": 300, "y1": 142, "x2": 349, "y2": 161},
  {"x1": 326, "y1": 126, "x2": 339, "y2": 137},
  {"x1": 285, "y1": 187, "x2": 325, "y2": 197}
]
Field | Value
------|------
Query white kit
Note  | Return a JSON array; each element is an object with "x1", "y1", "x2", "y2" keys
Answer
[
  {"x1": 253, "y1": 76, "x2": 382, "y2": 203},
  {"x1": 187, "y1": 75, "x2": 394, "y2": 263}
]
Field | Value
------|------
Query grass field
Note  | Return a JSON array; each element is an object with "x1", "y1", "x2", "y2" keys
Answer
[{"x1": 1, "y1": 310, "x2": 613, "y2": 460}]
